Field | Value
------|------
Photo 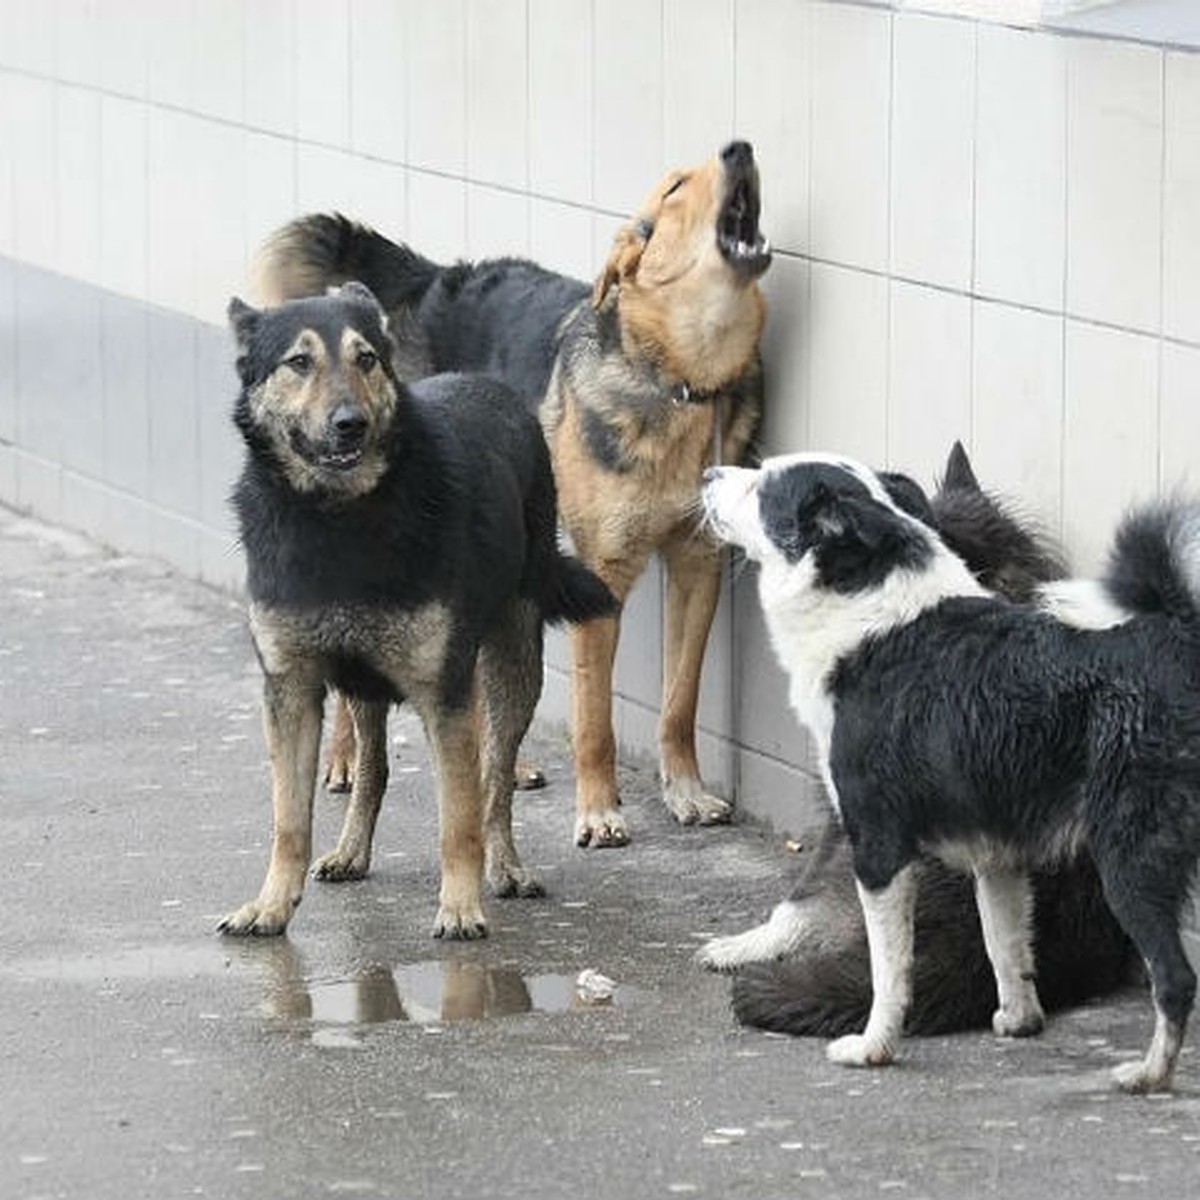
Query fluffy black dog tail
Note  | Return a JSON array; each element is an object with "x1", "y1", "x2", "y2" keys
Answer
[
  {"x1": 254, "y1": 213, "x2": 441, "y2": 313},
  {"x1": 1103, "y1": 499, "x2": 1200, "y2": 622},
  {"x1": 537, "y1": 553, "x2": 619, "y2": 626},
  {"x1": 731, "y1": 959, "x2": 875, "y2": 1039}
]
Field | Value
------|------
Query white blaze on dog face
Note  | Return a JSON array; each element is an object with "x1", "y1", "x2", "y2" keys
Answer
[{"x1": 703, "y1": 453, "x2": 915, "y2": 577}]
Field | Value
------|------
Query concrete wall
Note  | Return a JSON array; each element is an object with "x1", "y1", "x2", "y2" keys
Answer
[{"x1": 3, "y1": 1, "x2": 1200, "y2": 837}]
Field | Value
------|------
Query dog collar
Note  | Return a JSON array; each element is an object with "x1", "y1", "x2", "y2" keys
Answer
[{"x1": 669, "y1": 379, "x2": 720, "y2": 406}]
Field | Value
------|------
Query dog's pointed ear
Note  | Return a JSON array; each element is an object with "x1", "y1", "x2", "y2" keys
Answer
[
  {"x1": 879, "y1": 471, "x2": 934, "y2": 526},
  {"x1": 228, "y1": 297, "x2": 260, "y2": 351},
  {"x1": 941, "y1": 440, "x2": 981, "y2": 494},
  {"x1": 337, "y1": 279, "x2": 381, "y2": 310},
  {"x1": 592, "y1": 217, "x2": 653, "y2": 307}
]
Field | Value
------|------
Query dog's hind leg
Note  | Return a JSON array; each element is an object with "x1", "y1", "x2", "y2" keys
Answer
[
  {"x1": 323, "y1": 693, "x2": 356, "y2": 793},
  {"x1": 1097, "y1": 877, "x2": 1195, "y2": 1093},
  {"x1": 570, "y1": 605, "x2": 630, "y2": 848},
  {"x1": 827, "y1": 866, "x2": 917, "y2": 1067},
  {"x1": 660, "y1": 534, "x2": 730, "y2": 825},
  {"x1": 973, "y1": 869, "x2": 1045, "y2": 1037},
  {"x1": 479, "y1": 601, "x2": 546, "y2": 898},
  {"x1": 218, "y1": 668, "x2": 325, "y2": 936},
  {"x1": 313, "y1": 697, "x2": 389, "y2": 882}
]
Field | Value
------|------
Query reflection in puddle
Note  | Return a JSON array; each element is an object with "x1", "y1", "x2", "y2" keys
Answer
[
  {"x1": 4, "y1": 940, "x2": 626, "y2": 1048},
  {"x1": 264, "y1": 960, "x2": 620, "y2": 1037}
]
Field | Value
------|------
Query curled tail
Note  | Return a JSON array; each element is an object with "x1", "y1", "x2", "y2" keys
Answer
[
  {"x1": 254, "y1": 212, "x2": 441, "y2": 313},
  {"x1": 1103, "y1": 499, "x2": 1200, "y2": 621}
]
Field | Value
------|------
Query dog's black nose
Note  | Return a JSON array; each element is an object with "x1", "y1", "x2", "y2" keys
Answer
[
  {"x1": 330, "y1": 403, "x2": 368, "y2": 439},
  {"x1": 721, "y1": 141, "x2": 753, "y2": 170}
]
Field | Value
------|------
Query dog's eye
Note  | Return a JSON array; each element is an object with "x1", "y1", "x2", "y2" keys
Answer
[
  {"x1": 356, "y1": 350, "x2": 378, "y2": 373},
  {"x1": 664, "y1": 175, "x2": 686, "y2": 199},
  {"x1": 284, "y1": 353, "x2": 314, "y2": 376}
]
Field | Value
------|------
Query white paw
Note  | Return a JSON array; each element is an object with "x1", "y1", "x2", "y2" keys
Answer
[
  {"x1": 1112, "y1": 1058, "x2": 1173, "y2": 1095},
  {"x1": 827, "y1": 1033, "x2": 894, "y2": 1068},
  {"x1": 695, "y1": 931, "x2": 757, "y2": 973},
  {"x1": 992, "y1": 1003, "x2": 1045, "y2": 1039}
]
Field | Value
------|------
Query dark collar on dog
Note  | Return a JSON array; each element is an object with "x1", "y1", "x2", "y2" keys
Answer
[{"x1": 669, "y1": 379, "x2": 722, "y2": 406}]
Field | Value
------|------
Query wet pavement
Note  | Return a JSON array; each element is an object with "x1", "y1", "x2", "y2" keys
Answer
[{"x1": 3, "y1": 506, "x2": 1200, "y2": 1200}]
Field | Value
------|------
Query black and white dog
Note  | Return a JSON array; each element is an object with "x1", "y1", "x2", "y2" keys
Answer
[
  {"x1": 703, "y1": 452, "x2": 1200, "y2": 1093},
  {"x1": 698, "y1": 444, "x2": 1135, "y2": 1040}
]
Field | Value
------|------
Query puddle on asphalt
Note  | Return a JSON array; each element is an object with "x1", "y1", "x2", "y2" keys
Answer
[
  {"x1": 5, "y1": 942, "x2": 631, "y2": 1045},
  {"x1": 263, "y1": 961, "x2": 627, "y2": 1036}
]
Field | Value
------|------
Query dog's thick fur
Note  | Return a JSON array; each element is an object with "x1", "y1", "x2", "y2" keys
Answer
[
  {"x1": 703, "y1": 451, "x2": 1200, "y2": 1093},
  {"x1": 698, "y1": 444, "x2": 1135, "y2": 1038},
  {"x1": 218, "y1": 283, "x2": 613, "y2": 940},
  {"x1": 254, "y1": 141, "x2": 772, "y2": 847}
]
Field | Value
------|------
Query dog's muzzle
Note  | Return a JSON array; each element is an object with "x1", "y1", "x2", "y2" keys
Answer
[
  {"x1": 717, "y1": 141, "x2": 772, "y2": 278},
  {"x1": 318, "y1": 402, "x2": 369, "y2": 470}
]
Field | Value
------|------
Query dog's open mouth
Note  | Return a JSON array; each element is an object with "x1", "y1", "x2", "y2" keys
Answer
[
  {"x1": 317, "y1": 446, "x2": 365, "y2": 471},
  {"x1": 288, "y1": 427, "x2": 368, "y2": 474},
  {"x1": 717, "y1": 177, "x2": 771, "y2": 277}
]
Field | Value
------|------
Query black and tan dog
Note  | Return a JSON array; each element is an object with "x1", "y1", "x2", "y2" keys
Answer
[
  {"x1": 218, "y1": 283, "x2": 614, "y2": 940},
  {"x1": 254, "y1": 141, "x2": 772, "y2": 847}
]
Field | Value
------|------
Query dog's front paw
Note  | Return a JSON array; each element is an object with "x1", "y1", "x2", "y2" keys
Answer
[
  {"x1": 696, "y1": 931, "x2": 759, "y2": 973},
  {"x1": 827, "y1": 1033, "x2": 894, "y2": 1068},
  {"x1": 1112, "y1": 1057, "x2": 1174, "y2": 1095},
  {"x1": 662, "y1": 775, "x2": 732, "y2": 826},
  {"x1": 216, "y1": 897, "x2": 295, "y2": 937},
  {"x1": 432, "y1": 904, "x2": 488, "y2": 940},
  {"x1": 312, "y1": 848, "x2": 370, "y2": 882},
  {"x1": 574, "y1": 808, "x2": 630, "y2": 848},
  {"x1": 992, "y1": 1003, "x2": 1045, "y2": 1039}
]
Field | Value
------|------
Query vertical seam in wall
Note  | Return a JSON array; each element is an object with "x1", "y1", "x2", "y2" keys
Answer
[
  {"x1": 804, "y1": 1, "x2": 815, "y2": 452},
  {"x1": 460, "y1": 0, "x2": 469, "y2": 244},
  {"x1": 968, "y1": 22, "x2": 979, "y2": 451},
  {"x1": 728, "y1": 0, "x2": 736, "y2": 142},
  {"x1": 884, "y1": 9, "x2": 895, "y2": 466},
  {"x1": 343, "y1": 0, "x2": 352, "y2": 156},
  {"x1": 1058, "y1": 35, "x2": 1070, "y2": 545},
  {"x1": 289, "y1": 0, "x2": 300, "y2": 212},
  {"x1": 588, "y1": 0, "x2": 596, "y2": 210},
  {"x1": 1157, "y1": 47, "x2": 1167, "y2": 493},
  {"x1": 525, "y1": 0, "x2": 532, "y2": 252}
]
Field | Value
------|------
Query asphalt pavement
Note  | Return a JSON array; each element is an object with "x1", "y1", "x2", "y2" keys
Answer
[{"x1": 3, "y1": 506, "x2": 1200, "y2": 1200}]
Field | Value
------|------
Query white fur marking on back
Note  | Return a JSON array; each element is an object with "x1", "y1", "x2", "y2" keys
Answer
[{"x1": 1036, "y1": 579, "x2": 1133, "y2": 630}]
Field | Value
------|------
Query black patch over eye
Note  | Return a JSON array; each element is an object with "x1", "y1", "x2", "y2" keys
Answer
[
  {"x1": 356, "y1": 349, "x2": 378, "y2": 373},
  {"x1": 284, "y1": 352, "x2": 314, "y2": 376}
]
